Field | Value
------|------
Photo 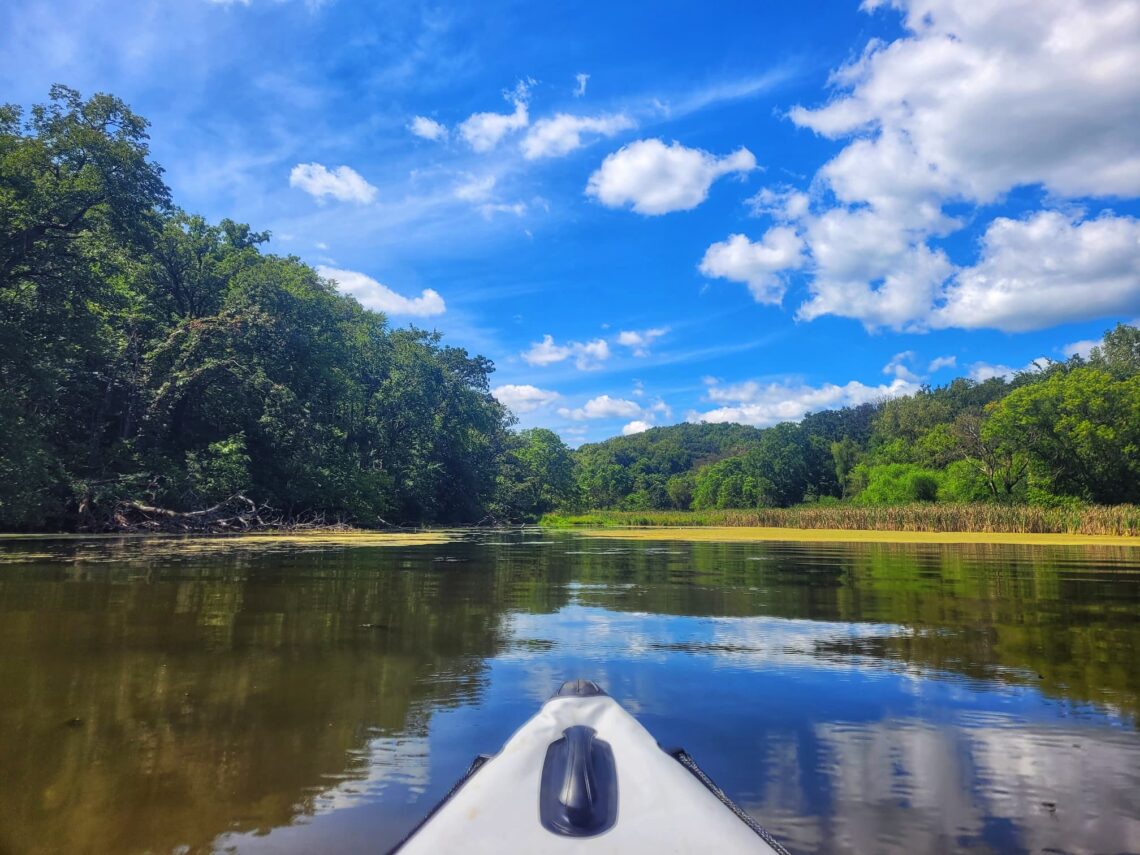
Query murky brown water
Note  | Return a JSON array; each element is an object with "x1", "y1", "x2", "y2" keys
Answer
[{"x1": 2, "y1": 531, "x2": 1139, "y2": 854}]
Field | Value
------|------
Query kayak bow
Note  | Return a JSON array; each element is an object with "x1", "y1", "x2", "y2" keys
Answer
[{"x1": 395, "y1": 680, "x2": 788, "y2": 854}]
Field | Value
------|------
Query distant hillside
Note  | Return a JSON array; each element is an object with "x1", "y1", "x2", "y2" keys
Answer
[
  {"x1": 568, "y1": 326, "x2": 1140, "y2": 513},
  {"x1": 573, "y1": 422, "x2": 766, "y2": 508}
]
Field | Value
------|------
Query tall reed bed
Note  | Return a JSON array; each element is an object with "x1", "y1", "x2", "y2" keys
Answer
[{"x1": 540, "y1": 504, "x2": 1140, "y2": 536}]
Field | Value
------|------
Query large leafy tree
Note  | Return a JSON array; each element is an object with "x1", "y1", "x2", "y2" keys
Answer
[
  {"x1": 1, "y1": 87, "x2": 169, "y2": 525},
  {"x1": 983, "y1": 367, "x2": 1140, "y2": 504},
  {"x1": 1087, "y1": 323, "x2": 1140, "y2": 379}
]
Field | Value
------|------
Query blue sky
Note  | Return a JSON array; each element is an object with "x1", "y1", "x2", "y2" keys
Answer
[{"x1": 4, "y1": 0, "x2": 1139, "y2": 445}]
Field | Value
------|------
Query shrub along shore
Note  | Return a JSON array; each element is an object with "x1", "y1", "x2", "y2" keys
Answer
[{"x1": 540, "y1": 504, "x2": 1140, "y2": 537}]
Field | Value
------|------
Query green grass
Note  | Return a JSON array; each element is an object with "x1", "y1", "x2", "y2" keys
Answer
[{"x1": 540, "y1": 504, "x2": 1140, "y2": 536}]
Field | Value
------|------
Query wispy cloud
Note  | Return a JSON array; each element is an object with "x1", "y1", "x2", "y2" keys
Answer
[
  {"x1": 882, "y1": 351, "x2": 920, "y2": 382},
  {"x1": 655, "y1": 65, "x2": 800, "y2": 118},
  {"x1": 458, "y1": 78, "x2": 534, "y2": 152}
]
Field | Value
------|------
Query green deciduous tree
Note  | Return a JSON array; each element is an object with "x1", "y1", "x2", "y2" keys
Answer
[
  {"x1": 983, "y1": 367, "x2": 1140, "y2": 504},
  {"x1": 1087, "y1": 323, "x2": 1140, "y2": 379},
  {"x1": 493, "y1": 428, "x2": 577, "y2": 520},
  {"x1": 980, "y1": 369, "x2": 1140, "y2": 506}
]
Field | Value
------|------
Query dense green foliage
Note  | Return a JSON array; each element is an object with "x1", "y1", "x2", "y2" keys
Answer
[
  {"x1": 572, "y1": 422, "x2": 766, "y2": 509},
  {"x1": 1, "y1": 87, "x2": 566, "y2": 529},
  {"x1": 574, "y1": 421, "x2": 770, "y2": 508},
  {"x1": 570, "y1": 326, "x2": 1140, "y2": 513},
  {"x1": 492, "y1": 428, "x2": 577, "y2": 520},
  {"x1": 4, "y1": 87, "x2": 1138, "y2": 530}
]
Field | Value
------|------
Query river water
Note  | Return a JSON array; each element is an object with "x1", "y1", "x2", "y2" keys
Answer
[{"x1": 1, "y1": 530, "x2": 1139, "y2": 854}]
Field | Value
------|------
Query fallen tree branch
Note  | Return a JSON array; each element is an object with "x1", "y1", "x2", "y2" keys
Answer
[{"x1": 102, "y1": 494, "x2": 281, "y2": 533}]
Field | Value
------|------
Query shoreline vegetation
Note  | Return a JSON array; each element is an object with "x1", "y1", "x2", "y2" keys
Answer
[
  {"x1": 540, "y1": 505, "x2": 1140, "y2": 538},
  {"x1": 4, "y1": 87, "x2": 1140, "y2": 537},
  {"x1": 569, "y1": 527, "x2": 1140, "y2": 548}
]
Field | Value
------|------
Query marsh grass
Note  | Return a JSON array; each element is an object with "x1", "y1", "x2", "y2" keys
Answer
[
  {"x1": 541, "y1": 504, "x2": 1140, "y2": 537},
  {"x1": 573, "y1": 526, "x2": 1140, "y2": 548}
]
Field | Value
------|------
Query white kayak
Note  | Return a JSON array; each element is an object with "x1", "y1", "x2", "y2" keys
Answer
[{"x1": 394, "y1": 680, "x2": 788, "y2": 854}]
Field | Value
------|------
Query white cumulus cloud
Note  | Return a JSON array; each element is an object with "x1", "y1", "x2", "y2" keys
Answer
[
  {"x1": 791, "y1": 0, "x2": 1140, "y2": 201},
  {"x1": 773, "y1": 0, "x2": 1140, "y2": 332},
  {"x1": 409, "y1": 116, "x2": 448, "y2": 141},
  {"x1": 491, "y1": 384, "x2": 560, "y2": 414},
  {"x1": 574, "y1": 73, "x2": 589, "y2": 97},
  {"x1": 586, "y1": 139, "x2": 757, "y2": 215},
  {"x1": 558, "y1": 395, "x2": 642, "y2": 421},
  {"x1": 699, "y1": 227, "x2": 806, "y2": 304},
  {"x1": 622, "y1": 420, "x2": 653, "y2": 436},
  {"x1": 571, "y1": 338, "x2": 611, "y2": 370},
  {"x1": 289, "y1": 163, "x2": 377, "y2": 204},
  {"x1": 690, "y1": 376, "x2": 918, "y2": 428},
  {"x1": 317, "y1": 266, "x2": 445, "y2": 317},
  {"x1": 928, "y1": 355, "x2": 957, "y2": 372},
  {"x1": 794, "y1": 210, "x2": 954, "y2": 330},
  {"x1": 521, "y1": 113, "x2": 635, "y2": 160},
  {"x1": 933, "y1": 212, "x2": 1140, "y2": 332}
]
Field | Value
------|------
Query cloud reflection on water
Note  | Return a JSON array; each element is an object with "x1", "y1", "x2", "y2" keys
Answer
[{"x1": 486, "y1": 604, "x2": 1140, "y2": 855}]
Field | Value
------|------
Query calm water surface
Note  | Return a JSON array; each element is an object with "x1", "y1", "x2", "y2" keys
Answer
[{"x1": 2, "y1": 531, "x2": 1139, "y2": 854}]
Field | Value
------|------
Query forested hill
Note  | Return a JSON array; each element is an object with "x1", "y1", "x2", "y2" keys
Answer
[
  {"x1": 1, "y1": 87, "x2": 525, "y2": 531},
  {"x1": 574, "y1": 422, "x2": 776, "y2": 507},
  {"x1": 572, "y1": 405, "x2": 877, "y2": 510},
  {"x1": 570, "y1": 332, "x2": 1140, "y2": 512}
]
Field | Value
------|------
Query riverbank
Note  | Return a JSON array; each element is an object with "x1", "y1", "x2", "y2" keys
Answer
[
  {"x1": 572, "y1": 526, "x2": 1140, "y2": 548},
  {"x1": 541, "y1": 504, "x2": 1140, "y2": 537}
]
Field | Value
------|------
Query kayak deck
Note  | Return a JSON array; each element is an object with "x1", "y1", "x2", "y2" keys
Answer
[{"x1": 395, "y1": 680, "x2": 788, "y2": 854}]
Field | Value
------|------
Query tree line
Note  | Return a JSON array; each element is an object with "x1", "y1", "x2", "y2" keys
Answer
[
  {"x1": 1, "y1": 86, "x2": 572, "y2": 530},
  {"x1": 3, "y1": 87, "x2": 1137, "y2": 531}
]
